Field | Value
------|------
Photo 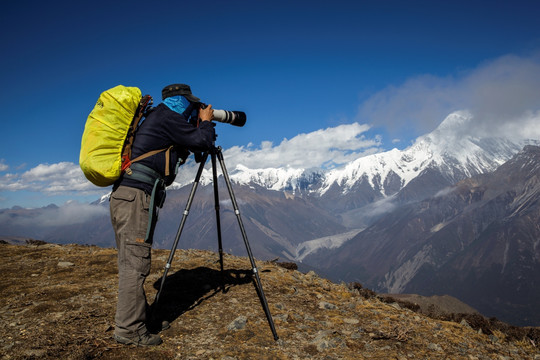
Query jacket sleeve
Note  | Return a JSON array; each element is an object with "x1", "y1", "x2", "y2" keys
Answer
[{"x1": 163, "y1": 115, "x2": 216, "y2": 152}]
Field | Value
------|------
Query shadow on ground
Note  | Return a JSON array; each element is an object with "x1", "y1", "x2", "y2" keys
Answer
[{"x1": 150, "y1": 267, "x2": 254, "y2": 329}]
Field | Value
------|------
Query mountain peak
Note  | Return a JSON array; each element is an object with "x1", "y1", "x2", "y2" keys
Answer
[{"x1": 435, "y1": 110, "x2": 473, "y2": 132}]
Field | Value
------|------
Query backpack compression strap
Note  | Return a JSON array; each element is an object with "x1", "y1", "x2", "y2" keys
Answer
[{"x1": 123, "y1": 146, "x2": 174, "y2": 177}]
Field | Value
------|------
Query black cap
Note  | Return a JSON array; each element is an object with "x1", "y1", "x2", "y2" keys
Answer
[{"x1": 162, "y1": 84, "x2": 200, "y2": 102}]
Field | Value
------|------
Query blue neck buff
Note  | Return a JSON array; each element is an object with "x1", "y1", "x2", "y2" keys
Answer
[{"x1": 163, "y1": 95, "x2": 191, "y2": 115}]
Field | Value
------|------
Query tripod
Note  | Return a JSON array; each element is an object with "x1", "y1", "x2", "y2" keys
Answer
[{"x1": 153, "y1": 145, "x2": 279, "y2": 341}]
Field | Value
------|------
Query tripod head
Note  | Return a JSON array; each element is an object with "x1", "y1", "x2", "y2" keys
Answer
[{"x1": 193, "y1": 144, "x2": 221, "y2": 163}]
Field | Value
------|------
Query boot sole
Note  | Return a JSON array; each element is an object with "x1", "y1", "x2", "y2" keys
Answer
[{"x1": 114, "y1": 334, "x2": 162, "y2": 346}]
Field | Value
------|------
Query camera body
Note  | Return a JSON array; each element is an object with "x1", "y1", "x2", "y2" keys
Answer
[{"x1": 191, "y1": 102, "x2": 246, "y2": 163}]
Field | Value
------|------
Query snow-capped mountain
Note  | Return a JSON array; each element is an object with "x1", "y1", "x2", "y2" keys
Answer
[
  {"x1": 226, "y1": 111, "x2": 530, "y2": 200},
  {"x1": 228, "y1": 165, "x2": 324, "y2": 192}
]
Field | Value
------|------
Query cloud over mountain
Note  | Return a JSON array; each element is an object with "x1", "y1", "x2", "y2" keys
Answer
[
  {"x1": 0, "y1": 200, "x2": 108, "y2": 228},
  {"x1": 142, "y1": 123, "x2": 386, "y2": 189},
  {"x1": 0, "y1": 162, "x2": 95, "y2": 194},
  {"x1": 358, "y1": 52, "x2": 540, "y2": 140},
  {"x1": 223, "y1": 122, "x2": 382, "y2": 170}
]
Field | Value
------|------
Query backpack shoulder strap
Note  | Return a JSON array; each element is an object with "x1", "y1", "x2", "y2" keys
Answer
[
  {"x1": 121, "y1": 94, "x2": 179, "y2": 179},
  {"x1": 121, "y1": 94, "x2": 153, "y2": 169}
]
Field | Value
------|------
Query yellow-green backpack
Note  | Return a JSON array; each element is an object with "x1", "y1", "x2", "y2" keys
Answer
[{"x1": 79, "y1": 85, "x2": 153, "y2": 187}]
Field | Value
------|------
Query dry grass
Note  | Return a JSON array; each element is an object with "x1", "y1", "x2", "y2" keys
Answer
[{"x1": 1, "y1": 242, "x2": 538, "y2": 359}]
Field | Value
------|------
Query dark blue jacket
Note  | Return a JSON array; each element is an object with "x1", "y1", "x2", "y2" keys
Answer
[{"x1": 116, "y1": 103, "x2": 215, "y2": 194}]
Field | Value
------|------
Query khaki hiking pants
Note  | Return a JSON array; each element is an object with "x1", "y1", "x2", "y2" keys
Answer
[{"x1": 110, "y1": 186, "x2": 156, "y2": 337}]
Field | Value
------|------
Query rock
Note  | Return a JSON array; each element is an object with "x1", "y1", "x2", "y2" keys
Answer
[
  {"x1": 312, "y1": 330, "x2": 339, "y2": 352},
  {"x1": 57, "y1": 261, "x2": 74, "y2": 267},
  {"x1": 428, "y1": 343, "x2": 443, "y2": 351},
  {"x1": 489, "y1": 334, "x2": 499, "y2": 343},
  {"x1": 319, "y1": 301, "x2": 337, "y2": 310},
  {"x1": 227, "y1": 316, "x2": 247, "y2": 331},
  {"x1": 24, "y1": 349, "x2": 46, "y2": 357}
]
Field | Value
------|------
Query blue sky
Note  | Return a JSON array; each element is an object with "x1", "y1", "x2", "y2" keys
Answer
[{"x1": 1, "y1": 0, "x2": 540, "y2": 208}]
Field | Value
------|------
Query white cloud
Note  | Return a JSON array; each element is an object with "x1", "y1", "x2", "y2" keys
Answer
[
  {"x1": 365, "y1": 196, "x2": 398, "y2": 218},
  {"x1": 0, "y1": 160, "x2": 8, "y2": 172},
  {"x1": 358, "y1": 52, "x2": 540, "y2": 140},
  {"x1": 0, "y1": 161, "x2": 100, "y2": 194},
  {"x1": 434, "y1": 186, "x2": 455, "y2": 198},
  {"x1": 222, "y1": 122, "x2": 382, "y2": 170},
  {"x1": 171, "y1": 122, "x2": 383, "y2": 188},
  {"x1": 0, "y1": 200, "x2": 108, "y2": 227}
]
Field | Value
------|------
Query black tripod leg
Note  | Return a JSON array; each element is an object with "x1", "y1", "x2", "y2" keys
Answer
[
  {"x1": 211, "y1": 152, "x2": 226, "y2": 292},
  {"x1": 215, "y1": 147, "x2": 279, "y2": 340},
  {"x1": 153, "y1": 152, "x2": 209, "y2": 306}
]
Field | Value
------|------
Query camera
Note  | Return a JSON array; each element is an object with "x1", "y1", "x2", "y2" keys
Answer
[{"x1": 200, "y1": 103, "x2": 246, "y2": 127}]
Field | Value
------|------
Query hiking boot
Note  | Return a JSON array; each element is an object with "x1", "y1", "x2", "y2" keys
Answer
[{"x1": 114, "y1": 332, "x2": 163, "y2": 346}]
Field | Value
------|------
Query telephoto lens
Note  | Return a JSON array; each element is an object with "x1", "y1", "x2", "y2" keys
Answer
[{"x1": 212, "y1": 110, "x2": 246, "y2": 127}]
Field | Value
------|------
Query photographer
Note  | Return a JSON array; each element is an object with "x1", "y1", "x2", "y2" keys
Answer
[{"x1": 109, "y1": 84, "x2": 215, "y2": 346}]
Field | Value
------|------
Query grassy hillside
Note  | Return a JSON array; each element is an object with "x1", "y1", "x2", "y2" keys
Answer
[{"x1": 1, "y1": 242, "x2": 538, "y2": 359}]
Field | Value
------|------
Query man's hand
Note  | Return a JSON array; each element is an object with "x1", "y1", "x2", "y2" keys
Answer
[{"x1": 199, "y1": 104, "x2": 214, "y2": 122}]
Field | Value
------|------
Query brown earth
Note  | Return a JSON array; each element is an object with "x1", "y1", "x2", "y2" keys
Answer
[
  {"x1": 379, "y1": 293, "x2": 479, "y2": 317},
  {"x1": 0, "y1": 241, "x2": 539, "y2": 359}
]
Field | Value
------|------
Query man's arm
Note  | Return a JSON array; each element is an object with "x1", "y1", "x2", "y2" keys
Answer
[{"x1": 163, "y1": 104, "x2": 216, "y2": 152}]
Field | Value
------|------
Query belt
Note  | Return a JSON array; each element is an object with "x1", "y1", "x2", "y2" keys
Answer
[{"x1": 125, "y1": 163, "x2": 162, "y2": 186}]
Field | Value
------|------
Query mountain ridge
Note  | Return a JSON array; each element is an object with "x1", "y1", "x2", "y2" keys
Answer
[
  {"x1": 223, "y1": 111, "x2": 531, "y2": 201},
  {"x1": 304, "y1": 145, "x2": 540, "y2": 326}
]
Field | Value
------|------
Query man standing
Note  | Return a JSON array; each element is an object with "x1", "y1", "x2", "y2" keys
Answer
[{"x1": 110, "y1": 84, "x2": 215, "y2": 346}]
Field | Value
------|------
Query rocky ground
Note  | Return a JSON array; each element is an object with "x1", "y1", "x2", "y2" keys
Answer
[{"x1": 0, "y1": 241, "x2": 539, "y2": 359}]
